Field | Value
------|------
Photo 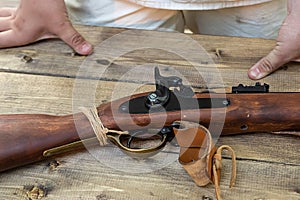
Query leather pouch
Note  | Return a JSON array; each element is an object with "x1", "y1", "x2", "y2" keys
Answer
[{"x1": 173, "y1": 121, "x2": 236, "y2": 200}]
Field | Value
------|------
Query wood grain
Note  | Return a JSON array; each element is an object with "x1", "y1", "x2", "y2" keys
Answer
[
  {"x1": 0, "y1": 47, "x2": 299, "y2": 200},
  {"x1": 0, "y1": 1, "x2": 299, "y2": 199},
  {"x1": 1, "y1": 28, "x2": 300, "y2": 92}
]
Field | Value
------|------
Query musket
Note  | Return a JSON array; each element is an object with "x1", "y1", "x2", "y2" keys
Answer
[{"x1": 1, "y1": 67, "x2": 300, "y2": 172}]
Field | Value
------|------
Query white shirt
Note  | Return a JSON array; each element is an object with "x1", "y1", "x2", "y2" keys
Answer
[
  {"x1": 127, "y1": 0, "x2": 272, "y2": 10},
  {"x1": 65, "y1": 0, "x2": 278, "y2": 32}
]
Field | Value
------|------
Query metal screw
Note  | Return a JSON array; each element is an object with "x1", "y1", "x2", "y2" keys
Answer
[
  {"x1": 222, "y1": 99, "x2": 230, "y2": 106},
  {"x1": 149, "y1": 93, "x2": 158, "y2": 100},
  {"x1": 120, "y1": 105, "x2": 128, "y2": 112}
]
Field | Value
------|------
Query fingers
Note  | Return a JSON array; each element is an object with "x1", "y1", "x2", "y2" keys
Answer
[
  {"x1": 0, "y1": 29, "x2": 60, "y2": 49},
  {"x1": 0, "y1": 18, "x2": 93, "y2": 55},
  {"x1": 0, "y1": 7, "x2": 16, "y2": 17},
  {"x1": 0, "y1": 2, "x2": 93, "y2": 55},
  {"x1": 0, "y1": 8, "x2": 15, "y2": 32},
  {"x1": 0, "y1": 29, "x2": 36, "y2": 48},
  {"x1": 0, "y1": 30, "x2": 21, "y2": 48},
  {"x1": 0, "y1": 17, "x2": 11, "y2": 32},
  {"x1": 248, "y1": 46, "x2": 288, "y2": 80},
  {"x1": 55, "y1": 22, "x2": 93, "y2": 55}
]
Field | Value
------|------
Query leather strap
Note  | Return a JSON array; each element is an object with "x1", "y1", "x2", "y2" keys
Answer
[{"x1": 213, "y1": 145, "x2": 236, "y2": 200}]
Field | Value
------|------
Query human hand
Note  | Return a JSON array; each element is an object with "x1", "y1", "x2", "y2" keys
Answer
[
  {"x1": 248, "y1": 0, "x2": 300, "y2": 80},
  {"x1": 0, "y1": 0, "x2": 93, "y2": 55}
]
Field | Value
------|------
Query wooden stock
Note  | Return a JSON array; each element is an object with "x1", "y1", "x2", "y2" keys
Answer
[
  {"x1": 0, "y1": 113, "x2": 91, "y2": 172},
  {"x1": 1, "y1": 92, "x2": 300, "y2": 172},
  {"x1": 100, "y1": 92, "x2": 300, "y2": 134}
]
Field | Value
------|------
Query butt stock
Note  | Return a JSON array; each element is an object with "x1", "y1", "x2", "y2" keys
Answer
[
  {"x1": 0, "y1": 112, "x2": 103, "y2": 172},
  {"x1": 0, "y1": 92, "x2": 300, "y2": 172}
]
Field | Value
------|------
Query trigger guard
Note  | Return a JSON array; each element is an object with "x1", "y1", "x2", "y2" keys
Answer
[{"x1": 107, "y1": 132, "x2": 168, "y2": 159}]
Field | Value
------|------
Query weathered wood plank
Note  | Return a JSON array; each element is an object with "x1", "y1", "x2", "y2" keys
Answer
[
  {"x1": 1, "y1": 0, "x2": 300, "y2": 92},
  {"x1": 0, "y1": 145, "x2": 299, "y2": 200},
  {"x1": 0, "y1": 26, "x2": 300, "y2": 92},
  {"x1": 1, "y1": 43, "x2": 299, "y2": 200},
  {"x1": 0, "y1": 72, "x2": 154, "y2": 115},
  {"x1": 0, "y1": 72, "x2": 299, "y2": 200}
]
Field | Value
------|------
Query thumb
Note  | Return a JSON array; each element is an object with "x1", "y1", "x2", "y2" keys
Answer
[
  {"x1": 248, "y1": 46, "x2": 287, "y2": 80},
  {"x1": 56, "y1": 22, "x2": 93, "y2": 55}
]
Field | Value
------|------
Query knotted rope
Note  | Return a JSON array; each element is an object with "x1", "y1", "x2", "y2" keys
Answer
[
  {"x1": 80, "y1": 106, "x2": 109, "y2": 146},
  {"x1": 80, "y1": 106, "x2": 127, "y2": 146}
]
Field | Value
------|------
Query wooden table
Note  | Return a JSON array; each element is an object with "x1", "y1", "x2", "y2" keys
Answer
[{"x1": 0, "y1": 2, "x2": 299, "y2": 200}]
